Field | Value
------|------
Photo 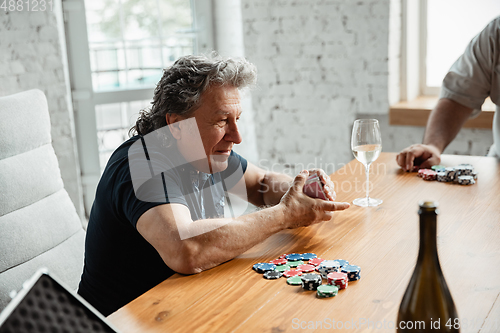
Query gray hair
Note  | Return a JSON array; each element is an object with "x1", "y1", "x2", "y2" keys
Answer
[{"x1": 130, "y1": 53, "x2": 257, "y2": 137}]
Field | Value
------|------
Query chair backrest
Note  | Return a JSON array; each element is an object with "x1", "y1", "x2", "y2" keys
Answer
[{"x1": 0, "y1": 89, "x2": 85, "y2": 311}]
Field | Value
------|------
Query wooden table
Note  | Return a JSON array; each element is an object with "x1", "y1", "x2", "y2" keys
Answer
[{"x1": 107, "y1": 153, "x2": 500, "y2": 332}]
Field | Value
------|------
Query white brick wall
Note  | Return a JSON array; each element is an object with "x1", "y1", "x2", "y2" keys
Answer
[
  {"x1": 0, "y1": 4, "x2": 84, "y2": 217},
  {"x1": 242, "y1": 0, "x2": 391, "y2": 174},
  {"x1": 241, "y1": 0, "x2": 494, "y2": 175}
]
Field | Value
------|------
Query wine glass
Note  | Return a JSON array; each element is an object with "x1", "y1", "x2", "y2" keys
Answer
[{"x1": 351, "y1": 119, "x2": 383, "y2": 207}]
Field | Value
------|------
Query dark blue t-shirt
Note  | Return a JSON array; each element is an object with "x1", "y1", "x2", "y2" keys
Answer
[{"x1": 78, "y1": 135, "x2": 247, "y2": 316}]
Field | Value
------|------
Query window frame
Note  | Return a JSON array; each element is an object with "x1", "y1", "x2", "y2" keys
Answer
[
  {"x1": 400, "y1": 0, "x2": 438, "y2": 102},
  {"x1": 63, "y1": 0, "x2": 214, "y2": 216}
]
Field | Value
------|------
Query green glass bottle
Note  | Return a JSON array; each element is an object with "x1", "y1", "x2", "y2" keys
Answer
[{"x1": 397, "y1": 201, "x2": 460, "y2": 332}]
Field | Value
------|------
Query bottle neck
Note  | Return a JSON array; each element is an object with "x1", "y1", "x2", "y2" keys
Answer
[{"x1": 417, "y1": 211, "x2": 438, "y2": 260}]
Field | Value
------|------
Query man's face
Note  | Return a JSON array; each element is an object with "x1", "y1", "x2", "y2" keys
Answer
[{"x1": 176, "y1": 85, "x2": 243, "y2": 173}]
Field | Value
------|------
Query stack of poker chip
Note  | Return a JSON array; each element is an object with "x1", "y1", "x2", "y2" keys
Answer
[
  {"x1": 455, "y1": 164, "x2": 474, "y2": 176},
  {"x1": 316, "y1": 285, "x2": 339, "y2": 298},
  {"x1": 341, "y1": 265, "x2": 361, "y2": 281},
  {"x1": 327, "y1": 272, "x2": 349, "y2": 290},
  {"x1": 418, "y1": 169, "x2": 437, "y2": 181},
  {"x1": 436, "y1": 167, "x2": 456, "y2": 182},
  {"x1": 301, "y1": 273, "x2": 322, "y2": 291},
  {"x1": 317, "y1": 260, "x2": 341, "y2": 278},
  {"x1": 457, "y1": 175, "x2": 475, "y2": 185}
]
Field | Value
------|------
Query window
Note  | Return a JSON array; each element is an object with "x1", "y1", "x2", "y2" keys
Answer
[
  {"x1": 63, "y1": 0, "x2": 213, "y2": 215},
  {"x1": 401, "y1": 0, "x2": 500, "y2": 99},
  {"x1": 85, "y1": 0, "x2": 196, "y2": 91},
  {"x1": 424, "y1": 0, "x2": 500, "y2": 94}
]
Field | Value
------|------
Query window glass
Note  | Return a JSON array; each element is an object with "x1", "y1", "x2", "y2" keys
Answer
[
  {"x1": 85, "y1": 0, "x2": 195, "y2": 91},
  {"x1": 427, "y1": 0, "x2": 500, "y2": 87},
  {"x1": 95, "y1": 100, "x2": 151, "y2": 171}
]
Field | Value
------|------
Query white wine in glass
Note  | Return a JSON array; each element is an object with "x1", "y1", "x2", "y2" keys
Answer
[{"x1": 351, "y1": 119, "x2": 383, "y2": 207}]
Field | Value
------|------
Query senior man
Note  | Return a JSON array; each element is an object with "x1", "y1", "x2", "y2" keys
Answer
[{"x1": 78, "y1": 54, "x2": 350, "y2": 316}]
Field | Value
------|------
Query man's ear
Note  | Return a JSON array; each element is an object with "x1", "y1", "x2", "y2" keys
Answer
[{"x1": 166, "y1": 113, "x2": 182, "y2": 140}]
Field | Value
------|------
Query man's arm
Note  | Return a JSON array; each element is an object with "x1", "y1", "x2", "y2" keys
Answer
[
  {"x1": 396, "y1": 98, "x2": 473, "y2": 171},
  {"x1": 136, "y1": 171, "x2": 350, "y2": 275}
]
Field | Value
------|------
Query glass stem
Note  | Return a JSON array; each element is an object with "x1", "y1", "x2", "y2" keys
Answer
[{"x1": 365, "y1": 164, "x2": 370, "y2": 203}]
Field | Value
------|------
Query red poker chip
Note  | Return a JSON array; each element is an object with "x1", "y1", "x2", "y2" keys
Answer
[
  {"x1": 422, "y1": 171, "x2": 437, "y2": 180},
  {"x1": 308, "y1": 258, "x2": 325, "y2": 266},
  {"x1": 297, "y1": 264, "x2": 315, "y2": 273},
  {"x1": 283, "y1": 270, "x2": 302, "y2": 278},
  {"x1": 327, "y1": 272, "x2": 348, "y2": 290},
  {"x1": 327, "y1": 272, "x2": 347, "y2": 282},
  {"x1": 270, "y1": 258, "x2": 287, "y2": 265},
  {"x1": 279, "y1": 253, "x2": 291, "y2": 259}
]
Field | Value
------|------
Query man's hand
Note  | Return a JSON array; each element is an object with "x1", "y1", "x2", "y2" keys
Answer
[
  {"x1": 396, "y1": 144, "x2": 442, "y2": 172},
  {"x1": 279, "y1": 170, "x2": 350, "y2": 228}
]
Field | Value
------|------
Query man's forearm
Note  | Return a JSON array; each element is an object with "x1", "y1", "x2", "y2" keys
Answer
[
  {"x1": 423, "y1": 98, "x2": 474, "y2": 152},
  {"x1": 180, "y1": 204, "x2": 288, "y2": 273},
  {"x1": 260, "y1": 172, "x2": 293, "y2": 206}
]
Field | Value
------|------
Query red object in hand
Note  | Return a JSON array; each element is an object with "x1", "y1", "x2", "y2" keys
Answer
[{"x1": 303, "y1": 175, "x2": 328, "y2": 200}]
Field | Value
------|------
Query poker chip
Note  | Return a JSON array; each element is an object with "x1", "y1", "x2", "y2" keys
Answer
[
  {"x1": 457, "y1": 175, "x2": 475, "y2": 185},
  {"x1": 317, "y1": 260, "x2": 341, "y2": 278},
  {"x1": 431, "y1": 165, "x2": 446, "y2": 171},
  {"x1": 421, "y1": 169, "x2": 437, "y2": 181},
  {"x1": 270, "y1": 258, "x2": 287, "y2": 265},
  {"x1": 279, "y1": 253, "x2": 291, "y2": 259},
  {"x1": 455, "y1": 165, "x2": 474, "y2": 177},
  {"x1": 275, "y1": 264, "x2": 291, "y2": 272},
  {"x1": 287, "y1": 260, "x2": 304, "y2": 268},
  {"x1": 297, "y1": 264, "x2": 315, "y2": 273},
  {"x1": 316, "y1": 285, "x2": 339, "y2": 298},
  {"x1": 341, "y1": 265, "x2": 361, "y2": 281},
  {"x1": 283, "y1": 270, "x2": 302, "y2": 278},
  {"x1": 285, "y1": 253, "x2": 303, "y2": 261},
  {"x1": 263, "y1": 271, "x2": 282, "y2": 279},
  {"x1": 308, "y1": 258, "x2": 325, "y2": 266},
  {"x1": 333, "y1": 259, "x2": 349, "y2": 268},
  {"x1": 301, "y1": 273, "x2": 322, "y2": 291},
  {"x1": 327, "y1": 272, "x2": 349, "y2": 290},
  {"x1": 436, "y1": 171, "x2": 448, "y2": 182},
  {"x1": 253, "y1": 263, "x2": 276, "y2": 274},
  {"x1": 287, "y1": 276, "x2": 302, "y2": 285},
  {"x1": 444, "y1": 167, "x2": 457, "y2": 181},
  {"x1": 301, "y1": 253, "x2": 318, "y2": 260},
  {"x1": 417, "y1": 169, "x2": 426, "y2": 178}
]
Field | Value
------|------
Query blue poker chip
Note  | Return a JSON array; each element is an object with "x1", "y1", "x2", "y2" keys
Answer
[
  {"x1": 301, "y1": 253, "x2": 318, "y2": 260},
  {"x1": 341, "y1": 265, "x2": 361, "y2": 281},
  {"x1": 253, "y1": 263, "x2": 265, "y2": 271},
  {"x1": 253, "y1": 262, "x2": 276, "y2": 273},
  {"x1": 341, "y1": 264, "x2": 360, "y2": 273},
  {"x1": 333, "y1": 259, "x2": 349, "y2": 267},
  {"x1": 285, "y1": 253, "x2": 303, "y2": 261}
]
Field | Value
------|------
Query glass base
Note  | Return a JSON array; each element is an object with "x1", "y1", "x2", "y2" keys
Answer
[{"x1": 353, "y1": 197, "x2": 383, "y2": 207}]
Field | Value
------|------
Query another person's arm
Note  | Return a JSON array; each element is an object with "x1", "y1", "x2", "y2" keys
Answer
[
  {"x1": 137, "y1": 170, "x2": 350, "y2": 275},
  {"x1": 396, "y1": 98, "x2": 473, "y2": 171}
]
